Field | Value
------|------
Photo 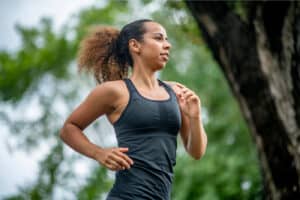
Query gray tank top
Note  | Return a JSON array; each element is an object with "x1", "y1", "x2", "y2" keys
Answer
[{"x1": 106, "y1": 78, "x2": 181, "y2": 200}]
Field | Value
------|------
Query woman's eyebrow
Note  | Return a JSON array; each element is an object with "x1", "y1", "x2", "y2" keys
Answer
[{"x1": 152, "y1": 32, "x2": 168, "y2": 40}]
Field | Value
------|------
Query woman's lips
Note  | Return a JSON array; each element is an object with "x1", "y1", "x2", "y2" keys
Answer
[{"x1": 160, "y1": 53, "x2": 169, "y2": 61}]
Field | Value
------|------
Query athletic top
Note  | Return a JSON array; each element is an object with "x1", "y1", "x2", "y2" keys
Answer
[{"x1": 106, "y1": 78, "x2": 182, "y2": 200}]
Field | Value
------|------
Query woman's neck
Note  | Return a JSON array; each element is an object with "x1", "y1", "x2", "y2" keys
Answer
[{"x1": 130, "y1": 63, "x2": 159, "y2": 90}]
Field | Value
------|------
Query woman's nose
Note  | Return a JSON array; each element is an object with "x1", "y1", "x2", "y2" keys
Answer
[{"x1": 164, "y1": 40, "x2": 172, "y2": 49}]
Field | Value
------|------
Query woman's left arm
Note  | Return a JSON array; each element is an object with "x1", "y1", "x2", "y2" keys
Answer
[{"x1": 166, "y1": 81, "x2": 207, "y2": 160}]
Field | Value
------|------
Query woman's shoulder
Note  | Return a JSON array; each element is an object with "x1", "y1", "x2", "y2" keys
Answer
[
  {"x1": 163, "y1": 80, "x2": 185, "y2": 93},
  {"x1": 163, "y1": 80, "x2": 179, "y2": 86},
  {"x1": 91, "y1": 79, "x2": 127, "y2": 98},
  {"x1": 96, "y1": 79, "x2": 126, "y2": 88}
]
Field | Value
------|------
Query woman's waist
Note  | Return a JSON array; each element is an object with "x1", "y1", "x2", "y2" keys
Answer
[
  {"x1": 128, "y1": 158, "x2": 174, "y2": 177},
  {"x1": 118, "y1": 145, "x2": 177, "y2": 173},
  {"x1": 114, "y1": 164, "x2": 173, "y2": 195}
]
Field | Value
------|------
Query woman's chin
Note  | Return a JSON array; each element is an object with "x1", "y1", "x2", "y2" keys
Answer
[
  {"x1": 155, "y1": 61, "x2": 168, "y2": 70},
  {"x1": 154, "y1": 64, "x2": 166, "y2": 71}
]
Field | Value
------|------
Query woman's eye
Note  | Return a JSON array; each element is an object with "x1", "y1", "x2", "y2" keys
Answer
[{"x1": 155, "y1": 37, "x2": 163, "y2": 40}]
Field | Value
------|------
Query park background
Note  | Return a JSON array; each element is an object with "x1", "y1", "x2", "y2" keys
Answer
[{"x1": 0, "y1": 1, "x2": 263, "y2": 199}]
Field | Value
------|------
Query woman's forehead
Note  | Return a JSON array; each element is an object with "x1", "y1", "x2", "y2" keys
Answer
[{"x1": 144, "y1": 22, "x2": 167, "y2": 36}]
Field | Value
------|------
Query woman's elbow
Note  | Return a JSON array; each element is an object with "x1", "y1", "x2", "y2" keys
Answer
[
  {"x1": 192, "y1": 149, "x2": 206, "y2": 160},
  {"x1": 193, "y1": 134, "x2": 208, "y2": 160},
  {"x1": 59, "y1": 124, "x2": 69, "y2": 141},
  {"x1": 191, "y1": 143, "x2": 207, "y2": 160},
  {"x1": 59, "y1": 127, "x2": 66, "y2": 141}
]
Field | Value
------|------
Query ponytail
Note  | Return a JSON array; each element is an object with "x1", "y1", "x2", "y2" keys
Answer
[
  {"x1": 77, "y1": 26, "x2": 129, "y2": 84},
  {"x1": 77, "y1": 19, "x2": 153, "y2": 84}
]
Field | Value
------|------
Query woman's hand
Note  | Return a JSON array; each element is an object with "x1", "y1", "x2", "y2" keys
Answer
[
  {"x1": 166, "y1": 81, "x2": 207, "y2": 160},
  {"x1": 94, "y1": 147, "x2": 134, "y2": 171},
  {"x1": 172, "y1": 83, "x2": 201, "y2": 119}
]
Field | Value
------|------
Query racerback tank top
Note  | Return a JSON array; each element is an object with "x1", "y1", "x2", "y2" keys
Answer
[{"x1": 106, "y1": 78, "x2": 182, "y2": 200}]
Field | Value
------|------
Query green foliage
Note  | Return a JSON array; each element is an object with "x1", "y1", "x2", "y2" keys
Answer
[
  {"x1": 76, "y1": 167, "x2": 113, "y2": 200},
  {"x1": 74, "y1": 1, "x2": 128, "y2": 42},
  {"x1": 4, "y1": 143, "x2": 64, "y2": 200},
  {"x1": 1, "y1": 0, "x2": 262, "y2": 199},
  {"x1": 0, "y1": 18, "x2": 74, "y2": 103}
]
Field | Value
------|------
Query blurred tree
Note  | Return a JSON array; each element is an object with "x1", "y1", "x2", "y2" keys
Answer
[
  {"x1": 0, "y1": 0, "x2": 262, "y2": 199},
  {"x1": 185, "y1": 1, "x2": 300, "y2": 199}
]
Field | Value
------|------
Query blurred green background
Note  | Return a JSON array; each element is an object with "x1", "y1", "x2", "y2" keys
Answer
[{"x1": 0, "y1": 0, "x2": 262, "y2": 199}]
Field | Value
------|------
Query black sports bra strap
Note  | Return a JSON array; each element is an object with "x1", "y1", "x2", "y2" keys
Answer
[
  {"x1": 124, "y1": 78, "x2": 175, "y2": 100},
  {"x1": 123, "y1": 78, "x2": 137, "y2": 94},
  {"x1": 158, "y1": 79, "x2": 174, "y2": 96}
]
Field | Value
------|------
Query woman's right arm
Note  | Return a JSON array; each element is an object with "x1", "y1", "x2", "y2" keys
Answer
[{"x1": 59, "y1": 81, "x2": 134, "y2": 171}]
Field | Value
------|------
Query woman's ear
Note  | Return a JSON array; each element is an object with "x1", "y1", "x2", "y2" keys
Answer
[{"x1": 128, "y1": 39, "x2": 141, "y2": 54}]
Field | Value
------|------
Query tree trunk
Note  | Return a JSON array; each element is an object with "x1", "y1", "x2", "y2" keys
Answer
[{"x1": 185, "y1": 1, "x2": 300, "y2": 199}]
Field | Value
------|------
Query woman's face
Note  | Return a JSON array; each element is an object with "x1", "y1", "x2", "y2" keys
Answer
[{"x1": 138, "y1": 22, "x2": 172, "y2": 70}]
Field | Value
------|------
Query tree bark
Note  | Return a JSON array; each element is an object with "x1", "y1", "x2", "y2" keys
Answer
[{"x1": 185, "y1": 1, "x2": 300, "y2": 199}]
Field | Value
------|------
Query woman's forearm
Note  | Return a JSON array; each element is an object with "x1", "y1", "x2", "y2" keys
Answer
[
  {"x1": 59, "y1": 123, "x2": 103, "y2": 160},
  {"x1": 187, "y1": 117, "x2": 207, "y2": 160}
]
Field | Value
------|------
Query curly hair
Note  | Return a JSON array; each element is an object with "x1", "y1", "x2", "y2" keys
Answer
[{"x1": 77, "y1": 19, "x2": 153, "y2": 84}]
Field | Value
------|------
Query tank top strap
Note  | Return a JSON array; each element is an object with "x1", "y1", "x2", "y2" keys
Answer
[
  {"x1": 157, "y1": 79, "x2": 177, "y2": 99},
  {"x1": 123, "y1": 78, "x2": 138, "y2": 95},
  {"x1": 124, "y1": 78, "x2": 176, "y2": 101}
]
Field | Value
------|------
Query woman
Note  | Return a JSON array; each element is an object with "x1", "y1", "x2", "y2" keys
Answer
[{"x1": 60, "y1": 19, "x2": 207, "y2": 200}]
